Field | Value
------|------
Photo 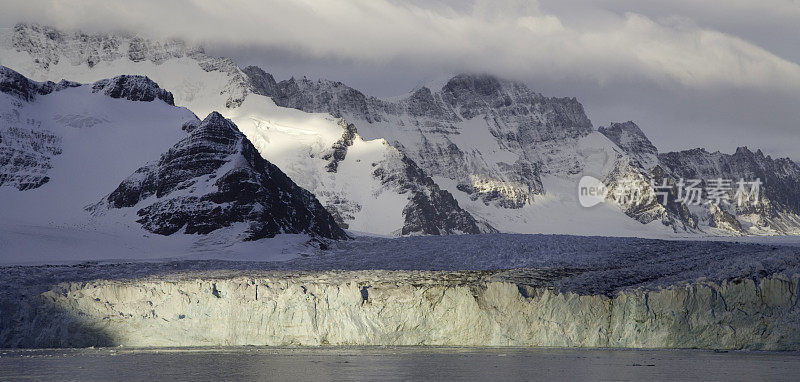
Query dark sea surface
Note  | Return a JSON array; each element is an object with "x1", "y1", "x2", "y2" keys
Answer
[{"x1": 1, "y1": 347, "x2": 799, "y2": 381}]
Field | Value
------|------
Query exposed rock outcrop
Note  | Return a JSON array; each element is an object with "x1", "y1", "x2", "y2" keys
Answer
[
  {"x1": 599, "y1": 121, "x2": 659, "y2": 169},
  {"x1": 243, "y1": 70, "x2": 590, "y2": 209},
  {"x1": 0, "y1": 66, "x2": 79, "y2": 102},
  {"x1": 372, "y1": 154, "x2": 495, "y2": 235},
  {"x1": 0, "y1": 66, "x2": 76, "y2": 190},
  {"x1": 321, "y1": 121, "x2": 357, "y2": 173},
  {"x1": 102, "y1": 112, "x2": 348, "y2": 240},
  {"x1": 91, "y1": 75, "x2": 174, "y2": 105},
  {"x1": 658, "y1": 147, "x2": 800, "y2": 234}
]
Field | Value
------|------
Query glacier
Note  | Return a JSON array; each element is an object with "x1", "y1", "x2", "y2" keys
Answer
[
  {"x1": 3, "y1": 268, "x2": 799, "y2": 350},
  {"x1": 2, "y1": 234, "x2": 800, "y2": 350}
]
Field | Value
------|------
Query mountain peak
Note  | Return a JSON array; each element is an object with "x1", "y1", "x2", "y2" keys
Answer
[
  {"x1": 443, "y1": 73, "x2": 505, "y2": 97},
  {"x1": 599, "y1": 121, "x2": 659, "y2": 169},
  {"x1": 242, "y1": 65, "x2": 278, "y2": 97},
  {"x1": 599, "y1": 121, "x2": 645, "y2": 136},
  {"x1": 0, "y1": 66, "x2": 41, "y2": 101},
  {"x1": 200, "y1": 111, "x2": 231, "y2": 127},
  {"x1": 105, "y1": 111, "x2": 348, "y2": 240},
  {"x1": 91, "y1": 75, "x2": 174, "y2": 105}
]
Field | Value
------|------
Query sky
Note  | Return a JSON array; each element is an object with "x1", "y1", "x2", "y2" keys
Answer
[{"x1": 2, "y1": 0, "x2": 799, "y2": 160}]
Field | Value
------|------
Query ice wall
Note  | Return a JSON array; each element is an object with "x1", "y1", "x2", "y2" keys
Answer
[{"x1": 2, "y1": 270, "x2": 799, "y2": 349}]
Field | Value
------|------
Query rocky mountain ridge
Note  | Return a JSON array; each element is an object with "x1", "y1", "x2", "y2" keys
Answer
[
  {"x1": 600, "y1": 121, "x2": 800, "y2": 234},
  {"x1": 6, "y1": 23, "x2": 250, "y2": 107},
  {"x1": 242, "y1": 66, "x2": 703, "y2": 233},
  {"x1": 4, "y1": 23, "x2": 800, "y2": 236}
]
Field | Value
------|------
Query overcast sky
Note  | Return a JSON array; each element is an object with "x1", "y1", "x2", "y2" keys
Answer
[{"x1": 2, "y1": 0, "x2": 799, "y2": 159}]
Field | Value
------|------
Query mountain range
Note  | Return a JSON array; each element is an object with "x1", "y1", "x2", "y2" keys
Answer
[{"x1": 2, "y1": 22, "x2": 800, "y2": 251}]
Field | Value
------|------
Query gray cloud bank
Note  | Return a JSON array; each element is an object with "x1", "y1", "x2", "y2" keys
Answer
[{"x1": 2, "y1": 0, "x2": 799, "y2": 158}]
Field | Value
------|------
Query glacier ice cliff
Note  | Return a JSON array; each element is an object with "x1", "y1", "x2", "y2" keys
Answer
[
  {"x1": 1, "y1": 269, "x2": 798, "y2": 350},
  {"x1": 2, "y1": 235, "x2": 800, "y2": 349}
]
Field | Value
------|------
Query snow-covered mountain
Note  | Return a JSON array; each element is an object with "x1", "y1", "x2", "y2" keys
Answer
[
  {"x1": 0, "y1": 67, "x2": 195, "y2": 228},
  {"x1": 0, "y1": 23, "x2": 490, "y2": 237},
  {"x1": 0, "y1": 66, "x2": 348, "y2": 263},
  {"x1": 3, "y1": 23, "x2": 799, "y2": 237},
  {"x1": 243, "y1": 67, "x2": 693, "y2": 235},
  {"x1": 242, "y1": 63, "x2": 800, "y2": 236}
]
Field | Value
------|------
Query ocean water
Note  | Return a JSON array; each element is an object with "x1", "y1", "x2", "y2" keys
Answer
[{"x1": 1, "y1": 347, "x2": 799, "y2": 381}]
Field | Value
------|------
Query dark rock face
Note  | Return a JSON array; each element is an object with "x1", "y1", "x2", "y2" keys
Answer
[
  {"x1": 321, "y1": 122, "x2": 357, "y2": 173},
  {"x1": 659, "y1": 147, "x2": 800, "y2": 217},
  {"x1": 440, "y1": 74, "x2": 593, "y2": 140},
  {"x1": 397, "y1": 74, "x2": 589, "y2": 207},
  {"x1": 647, "y1": 165, "x2": 699, "y2": 231},
  {"x1": 599, "y1": 121, "x2": 659, "y2": 168},
  {"x1": 91, "y1": 75, "x2": 174, "y2": 105},
  {"x1": 707, "y1": 203, "x2": 745, "y2": 233},
  {"x1": 105, "y1": 112, "x2": 348, "y2": 240},
  {"x1": 242, "y1": 66, "x2": 279, "y2": 100},
  {"x1": 405, "y1": 87, "x2": 455, "y2": 119},
  {"x1": 440, "y1": 74, "x2": 508, "y2": 118},
  {"x1": 373, "y1": 155, "x2": 495, "y2": 235},
  {"x1": 598, "y1": 122, "x2": 800, "y2": 233},
  {"x1": 246, "y1": 68, "x2": 395, "y2": 124},
  {"x1": 0, "y1": 66, "x2": 75, "y2": 190},
  {"x1": 0, "y1": 66, "x2": 43, "y2": 102},
  {"x1": 442, "y1": 74, "x2": 592, "y2": 140},
  {"x1": 651, "y1": 146, "x2": 800, "y2": 233},
  {"x1": 597, "y1": 153, "x2": 685, "y2": 231},
  {"x1": 311, "y1": 120, "x2": 494, "y2": 235},
  {"x1": 0, "y1": 125, "x2": 61, "y2": 190},
  {"x1": 0, "y1": 66, "x2": 79, "y2": 102},
  {"x1": 593, "y1": 119, "x2": 800, "y2": 233}
]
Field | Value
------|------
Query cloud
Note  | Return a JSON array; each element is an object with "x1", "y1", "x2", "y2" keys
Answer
[
  {"x1": 3, "y1": 0, "x2": 800, "y2": 94},
  {"x1": 2, "y1": 0, "x2": 798, "y2": 158}
]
